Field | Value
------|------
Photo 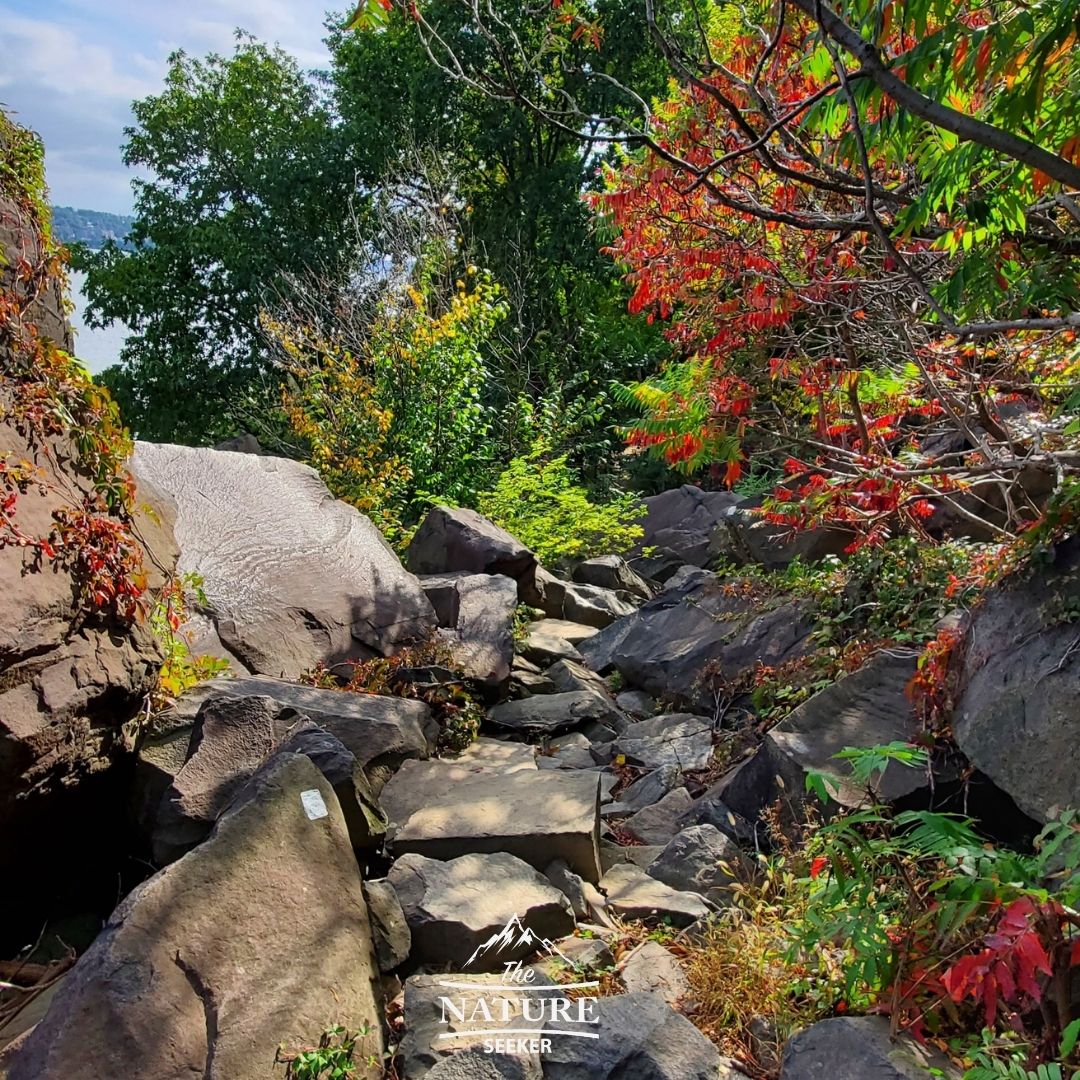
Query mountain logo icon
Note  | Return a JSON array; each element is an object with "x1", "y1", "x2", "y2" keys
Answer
[{"x1": 463, "y1": 914, "x2": 574, "y2": 970}]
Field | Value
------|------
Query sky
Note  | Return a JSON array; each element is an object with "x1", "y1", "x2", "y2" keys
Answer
[{"x1": 0, "y1": 0, "x2": 335, "y2": 214}]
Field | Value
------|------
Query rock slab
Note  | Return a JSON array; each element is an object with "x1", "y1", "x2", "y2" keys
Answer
[
  {"x1": 132, "y1": 440, "x2": 436, "y2": 677},
  {"x1": 4, "y1": 754, "x2": 385, "y2": 1080}
]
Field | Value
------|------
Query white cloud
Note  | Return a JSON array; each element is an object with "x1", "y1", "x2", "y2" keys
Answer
[{"x1": 0, "y1": 0, "x2": 335, "y2": 211}]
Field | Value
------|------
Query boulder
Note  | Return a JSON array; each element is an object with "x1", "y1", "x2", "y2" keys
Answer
[
  {"x1": 561, "y1": 582, "x2": 638, "y2": 629},
  {"x1": 387, "y1": 852, "x2": 574, "y2": 970},
  {"x1": 636, "y1": 485, "x2": 745, "y2": 567},
  {"x1": 598, "y1": 864, "x2": 709, "y2": 926},
  {"x1": 541, "y1": 991, "x2": 726, "y2": 1079},
  {"x1": 646, "y1": 824, "x2": 744, "y2": 901},
  {"x1": 487, "y1": 691, "x2": 624, "y2": 736},
  {"x1": 617, "y1": 941, "x2": 690, "y2": 1006},
  {"x1": 363, "y1": 879, "x2": 412, "y2": 972},
  {"x1": 131, "y1": 440, "x2": 436, "y2": 677},
  {"x1": 620, "y1": 765, "x2": 682, "y2": 813},
  {"x1": 628, "y1": 548, "x2": 688, "y2": 586},
  {"x1": 3, "y1": 754, "x2": 385, "y2": 1080},
  {"x1": 622, "y1": 788, "x2": 694, "y2": 845},
  {"x1": 380, "y1": 742, "x2": 537, "y2": 826},
  {"x1": 420, "y1": 572, "x2": 518, "y2": 696},
  {"x1": 407, "y1": 506, "x2": 535, "y2": 583},
  {"x1": 388, "y1": 768, "x2": 603, "y2": 882},
  {"x1": 1, "y1": 404, "x2": 175, "y2": 871},
  {"x1": 537, "y1": 733, "x2": 598, "y2": 771},
  {"x1": 764, "y1": 650, "x2": 925, "y2": 809},
  {"x1": 521, "y1": 625, "x2": 586, "y2": 666},
  {"x1": 952, "y1": 537, "x2": 1080, "y2": 822},
  {"x1": 170, "y1": 675, "x2": 438, "y2": 790},
  {"x1": 599, "y1": 842, "x2": 665, "y2": 873},
  {"x1": 709, "y1": 500, "x2": 854, "y2": 570},
  {"x1": 152, "y1": 682, "x2": 435, "y2": 863},
  {"x1": 615, "y1": 690, "x2": 657, "y2": 720},
  {"x1": 780, "y1": 1016, "x2": 960, "y2": 1079},
  {"x1": 580, "y1": 576, "x2": 815, "y2": 711},
  {"x1": 677, "y1": 786, "x2": 760, "y2": 847},
  {"x1": 276, "y1": 722, "x2": 388, "y2": 851},
  {"x1": 614, "y1": 714, "x2": 714, "y2": 772},
  {"x1": 546, "y1": 658, "x2": 616, "y2": 699},
  {"x1": 572, "y1": 556, "x2": 653, "y2": 602}
]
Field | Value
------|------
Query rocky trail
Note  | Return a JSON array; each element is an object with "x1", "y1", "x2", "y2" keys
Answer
[{"x1": 1, "y1": 435, "x2": 1076, "y2": 1079}]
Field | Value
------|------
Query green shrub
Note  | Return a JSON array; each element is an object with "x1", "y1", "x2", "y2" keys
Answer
[{"x1": 478, "y1": 443, "x2": 644, "y2": 568}]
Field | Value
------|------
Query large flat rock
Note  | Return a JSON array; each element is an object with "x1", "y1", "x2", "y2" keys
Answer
[
  {"x1": 389, "y1": 769, "x2": 603, "y2": 882},
  {"x1": 487, "y1": 691, "x2": 624, "y2": 736},
  {"x1": 132, "y1": 441, "x2": 436, "y2": 678},
  {"x1": 580, "y1": 577, "x2": 815, "y2": 710},
  {"x1": 388, "y1": 853, "x2": 574, "y2": 970},
  {"x1": 4, "y1": 753, "x2": 385, "y2": 1080},
  {"x1": 952, "y1": 536, "x2": 1080, "y2": 822}
]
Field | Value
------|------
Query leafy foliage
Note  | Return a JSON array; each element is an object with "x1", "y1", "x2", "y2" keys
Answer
[
  {"x1": 270, "y1": 246, "x2": 507, "y2": 541},
  {"x1": 77, "y1": 39, "x2": 357, "y2": 443},
  {"x1": 477, "y1": 442, "x2": 644, "y2": 568},
  {"x1": 1, "y1": 110, "x2": 147, "y2": 622},
  {"x1": 149, "y1": 573, "x2": 230, "y2": 711}
]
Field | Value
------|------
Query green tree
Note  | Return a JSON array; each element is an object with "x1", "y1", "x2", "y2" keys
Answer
[
  {"x1": 76, "y1": 36, "x2": 357, "y2": 444},
  {"x1": 330, "y1": 1, "x2": 672, "y2": 475}
]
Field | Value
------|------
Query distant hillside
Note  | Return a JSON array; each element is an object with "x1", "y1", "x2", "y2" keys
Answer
[{"x1": 51, "y1": 206, "x2": 136, "y2": 251}]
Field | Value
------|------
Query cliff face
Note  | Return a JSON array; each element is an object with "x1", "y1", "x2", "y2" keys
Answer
[{"x1": 0, "y1": 114, "x2": 176, "y2": 870}]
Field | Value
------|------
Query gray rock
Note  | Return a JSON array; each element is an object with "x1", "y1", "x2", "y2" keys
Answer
[
  {"x1": 637, "y1": 485, "x2": 745, "y2": 567},
  {"x1": 541, "y1": 991, "x2": 724, "y2": 1079},
  {"x1": 518, "y1": 565, "x2": 568, "y2": 619},
  {"x1": 661, "y1": 565, "x2": 715, "y2": 592},
  {"x1": 543, "y1": 934, "x2": 615, "y2": 973},
  {"x1": 4, "y1": 754, "x2": 385, "y2": 1080},
  {"x1": 387, "y1": 852, "x2": 574, "y2": 970},
  {"x1": 546, "y1": 658, "x2": 614, "y2": 699},
  {"x1": 388, "y1": 768, "x2": 602, "y2": 882},
  {"x1": 599, "y1": 843, "x2": 665, "y2": 873},
  {"x1": 537, "y1": 733, "x2": 599, "y2": 771},
  {"x1": 512, "y1": 671, "x2": 559, "y2": 696},
  {"x1": 407, "y1": 505, "x2": 536, "y2": 582},
  {"x1": 521, "y1": 624, "x2": 586, "y2": 666},
  {"x1": 562, "y1": 582, "x2": 638, "y2": 629},
  {"x1": 398, "y1": 974, "x2": 553, "y2": 1078},
  {"x1": 364, "y1": 878, "x2": 412, "y2": 972},
  {"x1": 709, "y1": 499, "x2": 854, "y2": 571},
  {"x1": 615, "y1": 715, "x2": 715, "y2": 772},
  {"x1": 599, "y1": 863, "x2": 709, "y2": 926},
  {"x1": 573, "y1": 556, "x2": 653, "y2": 602},
  {"x1": 152, "y1": 695, "x2": 293, "y2": 864},
  {"x1": 615, "y1": 690, "x2": 657, "y2": 720},
  {"x1": 421, "y1": 573, "x2": 518, "y2": 695},
  {"x1": 764, "y1": 650, "x2": 925, "y2": 810},
  {"x1": 618, "y1": 941, "x2": 690, "y2": 1006},
  {"x1": 132, "y1": 441, "x2": 435, "y2": 677},
  {"x1": 580, "y1": 575, "x2": 815, "y2": 710},
  {"x1": 623, "y1": 788, "x2": 694, "y2": 845},
  {"x1": 488, "y1": 691, "x2": 624, "y2": 736},
  {"x1": 152, "y1": 682, "x2": 435, "y2": 863},
  {"x1": 545, "y1": 859, "x2": 590, "y2": 919},
  {"x1": 628, "y1": 548, "x2": 688, "y2": 586},
  {"x1": 425, "y1": 1051, "x2": 532, "y2": 1079},
  {"x1": 182, "y1": 675, "x2": 438, "y2": 791},
  {"x1": 620, "y1": 765, "x2": 682, "y2": 813},
  {"x1": 952, "y1": 537, "x2": 1080, "y2": 822},
  {"x1": 0, "y1": 412, "x2": 175, "y2": 864},
  {"x1": 780, "y1": 1016, "x2": 960, "y2": 1079},
  {"x1": 677, "y1": 787, "x2": 760, "y2": 847},
  {"x1": 646, "y1": 825, "x2": 743, "y2": 901},
  {"x1": 276, "y1": 722, "x2": 389, "y2": 850},
  {"x1": 380, "y1": 743, "x2": 537, "y2": 826}
]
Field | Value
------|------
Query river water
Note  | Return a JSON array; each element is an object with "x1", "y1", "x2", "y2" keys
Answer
[{"x1": 67, "y1": 269, "x2": 128, "y2": 376}]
